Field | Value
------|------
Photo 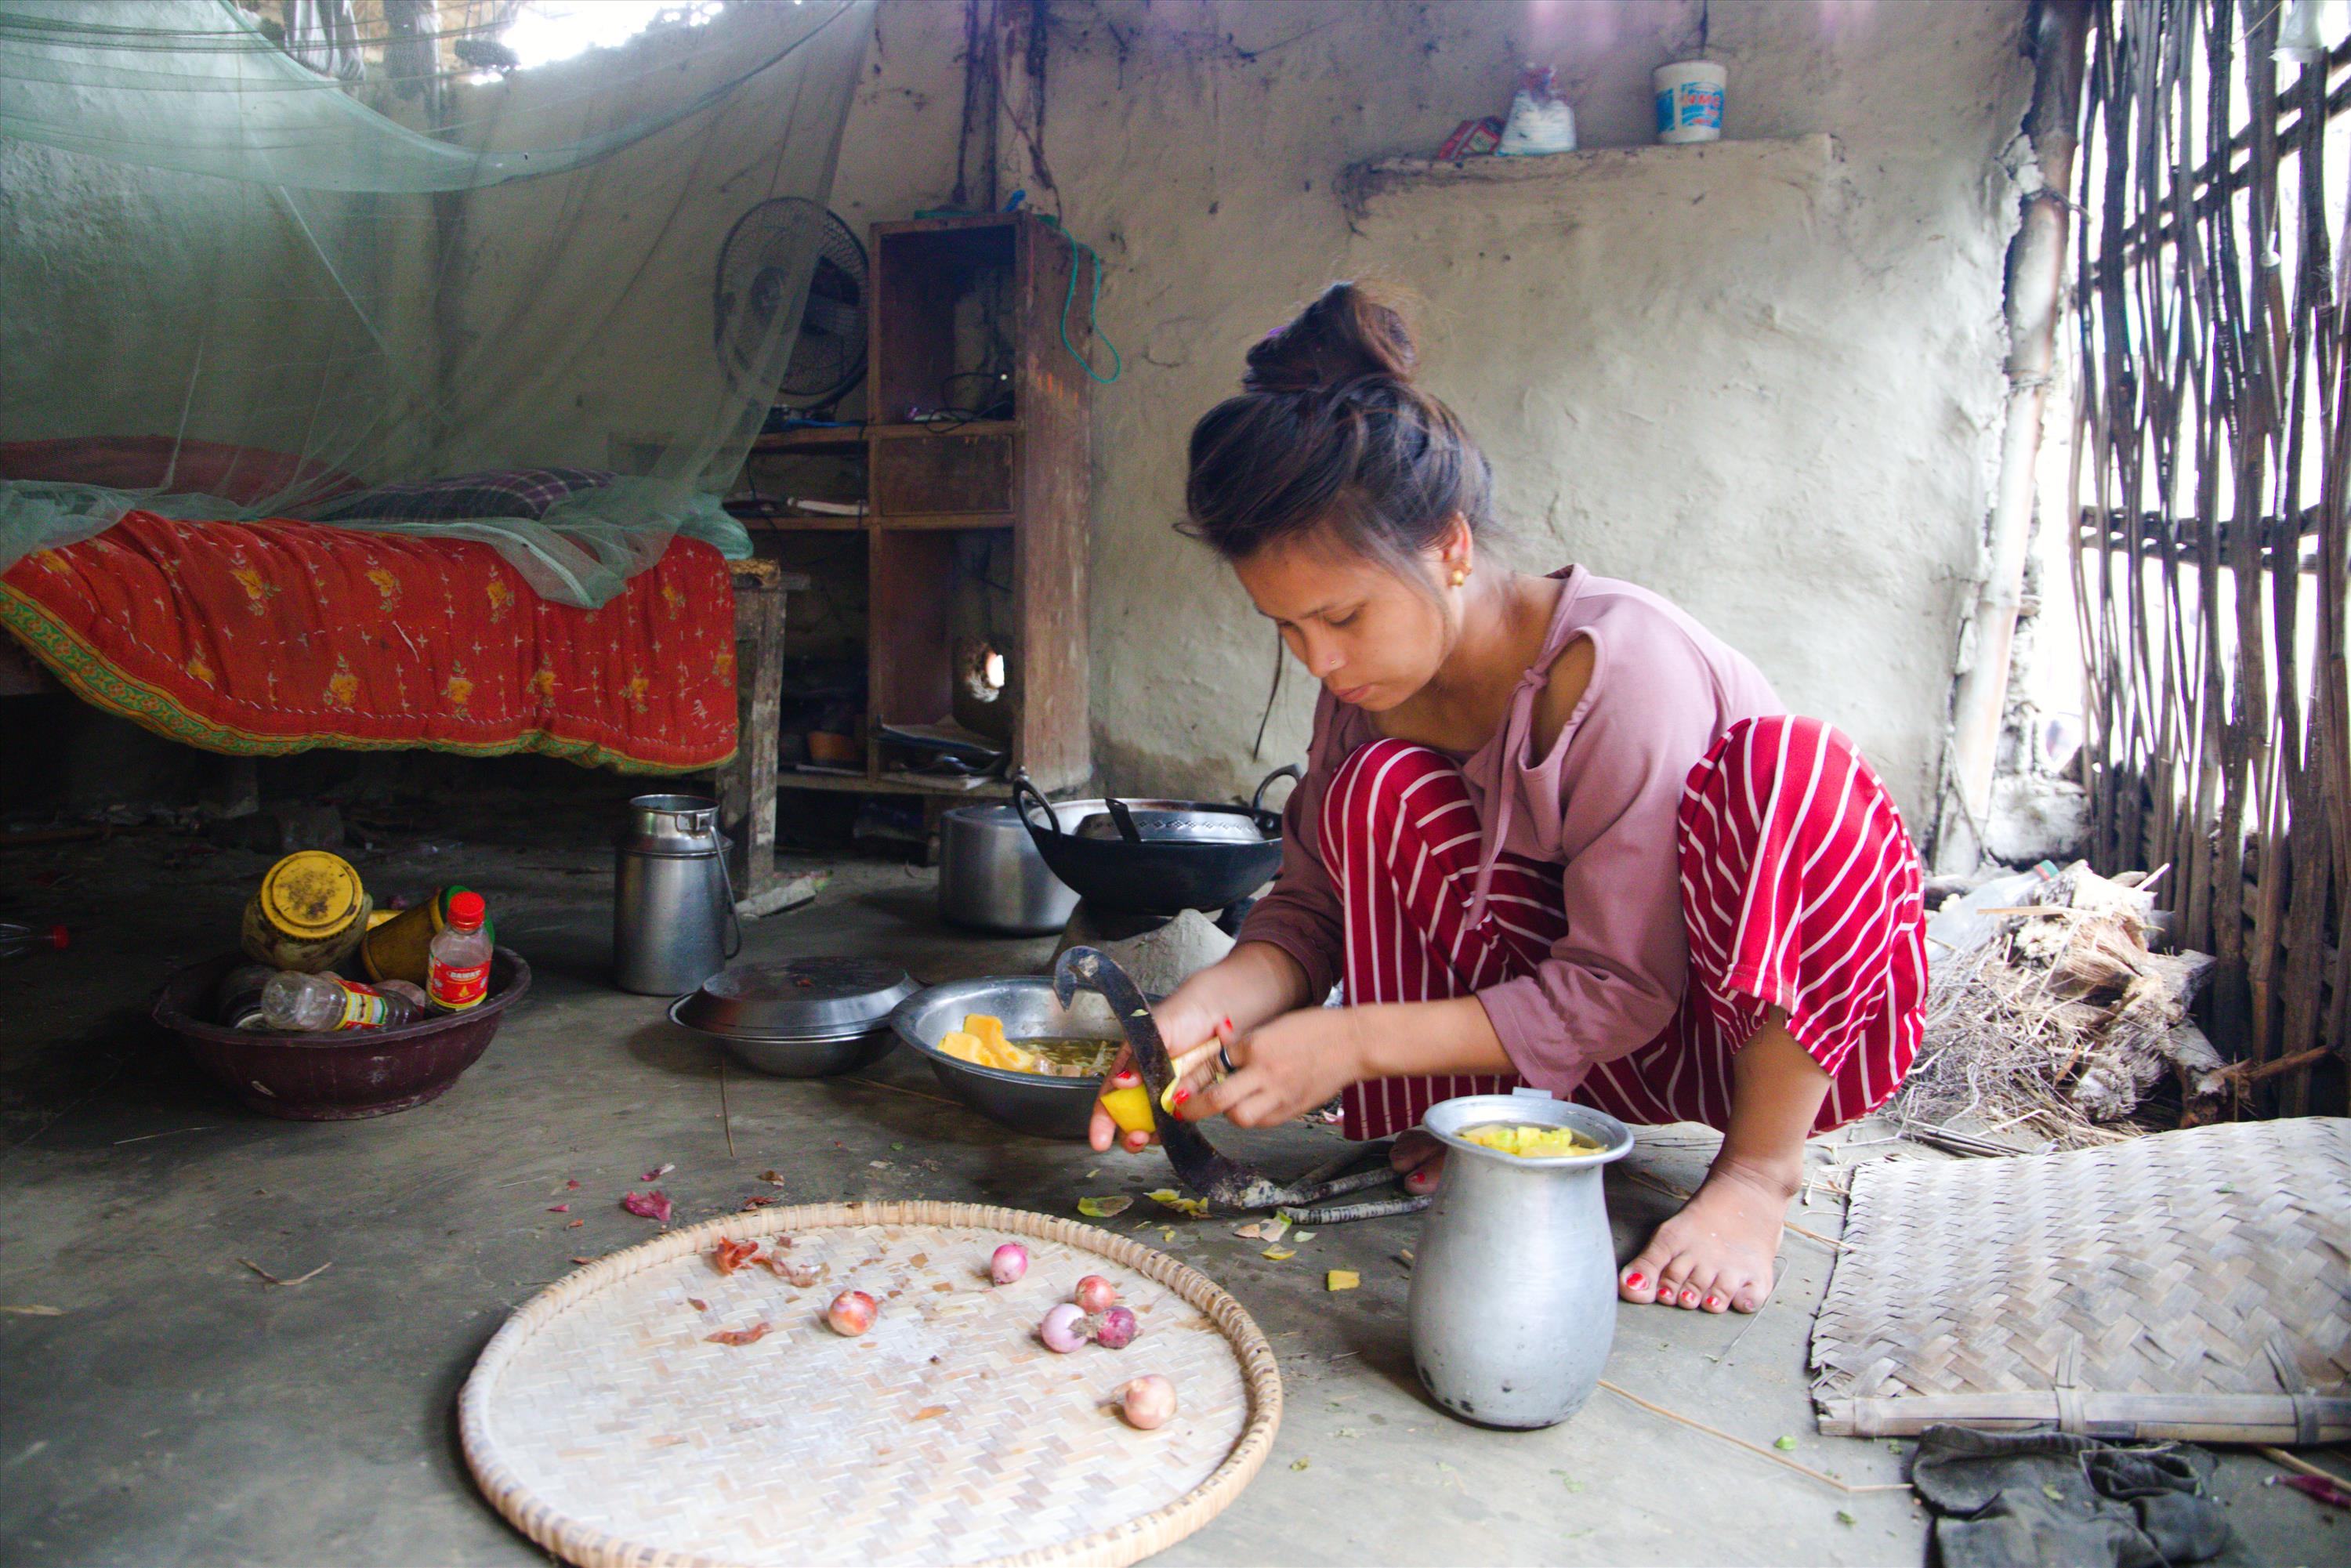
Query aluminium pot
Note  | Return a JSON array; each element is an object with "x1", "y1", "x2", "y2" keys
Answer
[
  {"x1": 1408, "y1": 1090, "x2": 1634, "y2": 1429},
  {"x1": 937, "y1": 803, "x2": 1081, "y2": 936}
]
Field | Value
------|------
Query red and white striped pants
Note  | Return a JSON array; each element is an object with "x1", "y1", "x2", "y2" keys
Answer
[{"x1": 1324, "y1": 715, "x2": 1926, "y2": 1141}]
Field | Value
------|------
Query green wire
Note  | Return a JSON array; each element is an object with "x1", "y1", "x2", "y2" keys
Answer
[{"x1": 1038, "y1": 213, "x2": 1122, "y2": 385}]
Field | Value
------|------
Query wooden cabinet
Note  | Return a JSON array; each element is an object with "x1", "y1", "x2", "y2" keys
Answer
[{"x1": 737, "y1": 212, "x2": 1092, "y2": 796}]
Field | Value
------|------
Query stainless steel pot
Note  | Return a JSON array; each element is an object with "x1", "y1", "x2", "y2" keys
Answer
[
  {"x1": 614, "y1": 794, "x2": 739, "y2": 995},
  {"x1": 938, "y1": 803, "x2": 1081, "y2": 936},
  {"x1": 1408, "y1": 1090, "x2": 1634, "y2": 1429}
]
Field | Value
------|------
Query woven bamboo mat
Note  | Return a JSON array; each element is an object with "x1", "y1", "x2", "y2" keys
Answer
[
  {"x1": 461, "y1": 1201, "x2": 1283, "y2": 1568},
  {"x1": 1811, "y1": 1119, "x2": 2351, "y2": 1443}
]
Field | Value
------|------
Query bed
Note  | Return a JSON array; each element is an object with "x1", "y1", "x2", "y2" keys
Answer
[{"x1": 0, "y1": 437, "x2": 741, "y2": 773}]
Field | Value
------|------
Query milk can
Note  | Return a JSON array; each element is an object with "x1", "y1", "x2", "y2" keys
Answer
[
  {"x1": 1407, "y1": 1089, "x2": 1634, "y2": 1429},
  {"x1": 614, "y1": 794, "x2": 739, "y2": 994}
]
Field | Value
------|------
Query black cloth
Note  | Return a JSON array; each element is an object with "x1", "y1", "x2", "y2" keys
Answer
[{"x1": 1910, "y1": 1425, "x2": 2237, "y2": 1568}]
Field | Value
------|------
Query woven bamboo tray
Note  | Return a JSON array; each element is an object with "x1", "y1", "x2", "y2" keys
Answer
[
  {"x1": 1811, "y1": 1119, "x2": 2351, "y2": 1443},
  {"x1": 460, "y1": 1201, "x2": 1284, "y2": 1567}
]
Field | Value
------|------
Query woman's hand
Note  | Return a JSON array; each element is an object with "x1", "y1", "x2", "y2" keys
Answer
[
  {"x1": 1179, "y1": 1007, "x2": 1368, "y2": 1130},
  {"x1": 1086, "y1": 991, "x2": 1225, "y2": 1154}
]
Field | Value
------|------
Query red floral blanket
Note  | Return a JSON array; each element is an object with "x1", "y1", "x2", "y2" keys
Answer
[{"x1": 1, "y1": 513, "x2": 736, "y2": 772}]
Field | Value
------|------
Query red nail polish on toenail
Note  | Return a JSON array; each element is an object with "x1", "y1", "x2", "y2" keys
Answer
[
  {"x1": 1706, "y1": 1295, "x2": 1722, "y2": 1310},
  {"x1": 1681, "y1": 1290, "x2": 1697, "y2": 1305},
  {"x1": 1624, "y1": 1273, "x2": 1645, "y2": 1289}
]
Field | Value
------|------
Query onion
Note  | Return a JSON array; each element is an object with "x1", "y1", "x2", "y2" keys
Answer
[
  {"x1": 1038, "y1": 1302, "x2": 1089, "y2": 1353},
  {"x1": 1073, "y1": 1274, "x2": 1118, "y2": 1313},
  {"x1": 990, "y1": 1243, "x2": 1029, "y2": 1285},
  {"x1": 1092, "y1": 1305, "x2": 1139, "y2": 1349},
  {"x1": 1116, "y1": 1374, "x2": 1178, "y2": 1430},
  {"x1": 824, "y1": 1289, "x2": 877, "y2": 1337}
]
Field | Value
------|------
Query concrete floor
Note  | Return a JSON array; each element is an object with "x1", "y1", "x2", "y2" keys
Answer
[{"x1": 1, "y1": 808, "x2": 2338, "y2": 1566}]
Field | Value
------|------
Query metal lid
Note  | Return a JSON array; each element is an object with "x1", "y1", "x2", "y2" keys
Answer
[
  {"x1": 671, "y1": 957, "x2": 917, "y2": 1041},
  {"x1": 621, "y1": 794, "x2": 721, "y2": 856},
  {"x1": 257, "y1": 850, "x2": 366, "y2": 939}
]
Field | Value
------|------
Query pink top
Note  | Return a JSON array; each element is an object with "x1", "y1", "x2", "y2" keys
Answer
[{"x1": 1236, "y1": 566, "x2": 1785, "y2": 1092}]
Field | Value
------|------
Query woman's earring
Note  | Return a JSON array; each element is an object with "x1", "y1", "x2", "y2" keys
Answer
[{"x1": 1449, "y1": 566, "x2": 1469, "y2": 588}]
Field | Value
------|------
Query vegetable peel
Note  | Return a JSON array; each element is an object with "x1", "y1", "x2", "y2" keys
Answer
[
  {"x1": 1077, "y1": 1196, "x2": 1132, "y2": 1219},
  {"x1": 1146, "y1": 1189, "x2": 1208, "y2": 1218},
  {"x1": 1326, "y1": 1269, "x2": 1360, "y2": 1291},
  {"x1": 621, "y1": 1190, "x2": 672, "y2": 1223}
]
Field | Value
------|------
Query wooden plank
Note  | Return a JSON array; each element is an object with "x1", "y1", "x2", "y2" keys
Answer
[
  {"x1": 1009, "y1": 212, "x2": 1092, "y2": 794},
  {"x1": 749, "y1": 427, "x2": 866, "y2": 453},
  {"x1": 867, "y1": 527, "x2": 957, "y2": 741},
  {"x1": 1818, "y1": 1392, "x2": 2351, "y2": 1443},
  {"x1": 874, "y1": 512, "x2": 1015, "y2": 532},
  {"x1": 715, "y1": 574, "x2": 789, "y2": 899}
]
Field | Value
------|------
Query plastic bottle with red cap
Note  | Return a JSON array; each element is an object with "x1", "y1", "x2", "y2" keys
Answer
[
  {"x1": 0, "y1": 922, "x2": 69, "y2": 960},
  {"x1": 427, "y1": 890, "x2": 493, "y2": 1011}
]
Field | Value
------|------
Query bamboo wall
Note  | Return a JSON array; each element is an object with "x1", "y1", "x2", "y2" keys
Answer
[{"x1": 2071, "y1": 0, "x2": 2351, "y2": 1113}]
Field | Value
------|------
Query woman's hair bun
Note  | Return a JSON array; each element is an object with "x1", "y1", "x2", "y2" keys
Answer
[{"x1": 1241, "y1": 281, "x2": 1416, "y2": 395}]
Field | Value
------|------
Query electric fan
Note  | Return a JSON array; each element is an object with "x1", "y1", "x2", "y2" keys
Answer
[{"x1": 712, "y1": 197, "x2": 868, "y2": 413}]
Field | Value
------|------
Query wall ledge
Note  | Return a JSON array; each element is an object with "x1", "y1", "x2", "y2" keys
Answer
[{"x1": 1338, "y1": 133, "x2": 1843, "y2": 223}]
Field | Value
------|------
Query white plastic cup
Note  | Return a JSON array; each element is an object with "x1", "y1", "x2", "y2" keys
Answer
[{"x1": 1654, "y1": 60, "x2": 1726, "y2": 144}]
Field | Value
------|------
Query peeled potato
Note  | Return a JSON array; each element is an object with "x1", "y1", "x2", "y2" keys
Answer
[
  {"x1": 1459, "y1": 1122, "x2": 1599, "y2": 1158},
  {"x1": 1100, "y1": 1085, "x2": 1156, "y2": 1135}
]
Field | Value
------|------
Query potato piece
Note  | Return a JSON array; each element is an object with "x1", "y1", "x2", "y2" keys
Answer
[{"x1": 1100, "y1": 1085, "x2": 1156, "y2": 1135}]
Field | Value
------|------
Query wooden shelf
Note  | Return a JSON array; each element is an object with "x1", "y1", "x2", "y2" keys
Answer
[
  {"x1": 737, "y1": 512, "x2": 866, "y2": 531},
  {"x1": 875, "y1": 511, "x2": 1014, "y2": 531},
  {"x1": 724, "y1": 211, "x2": 1091, "y2": 802},
  {"x1": 750, "y1": 426, "x2": 867, "y2": 453},
  {"x1": 780, "y1": 770, "x2": 1009, "y2": 798},
  {"x1": 869, "y1": 418, "x2": 1020, "y2": 441}
]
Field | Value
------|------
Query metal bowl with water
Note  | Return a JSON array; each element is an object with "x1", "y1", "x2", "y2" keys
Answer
[{"x1": 889, "y1": 976, "x2": 1146, "y2": 1141}]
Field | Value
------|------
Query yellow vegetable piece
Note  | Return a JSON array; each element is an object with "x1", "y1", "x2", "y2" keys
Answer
[
  {"x1": 1100, "y1": 1085, "x2": 1156, "y2": 1135},
  {"x1": 1146, "y1": 1188, "x2": 1208, "y2": 1218},
  {"x1": 1327, "y1": 1269, "x2": 1360, "y2": 1291},
  {"x1": 964, "y1": 1013, "x2": 1011, "y2": 1054},
  {"x1": 1458, "y1": 1122, "x2": 1600, "y2": 1158},
  {"x1": 937, "y1": 1030, "x2": 987, "y2": 1064},
  {"x1": 1262, "y1": 1247, "x2": 1296, "y2": 1261},
  {"x1": 1158, "y1": 1077, "x2": 1185, "y2": 1116},
  {"x1": 1077, "y1": 1196, "x2": 1133, "y2": 1219}
]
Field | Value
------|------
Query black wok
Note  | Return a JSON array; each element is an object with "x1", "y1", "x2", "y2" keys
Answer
[{"x1": 1009, "y1": 766, "x2": 1299, "y2": 916}]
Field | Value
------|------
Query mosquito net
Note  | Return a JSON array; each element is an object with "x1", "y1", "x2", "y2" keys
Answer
[{"x1": 0, "y1": 0, "x2": 874, "y2": 605}]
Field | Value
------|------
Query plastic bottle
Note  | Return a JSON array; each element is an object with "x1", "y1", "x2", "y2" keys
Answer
[
  {"x1": 0, "y1": 922, "x2": 69, "y2": 961},
  {"x1": 379, "y1": 980, "x2": 431, "y2": 1014},
  {"x1": 259, "y1": 971, "x2": 422, "y2": 1031},
  {"x1": 215, "y1": 963, "x2": 279, "y2": 1030},
  {"x1": 427, "y1": 890, "x2": 493, "y2": 1012}
]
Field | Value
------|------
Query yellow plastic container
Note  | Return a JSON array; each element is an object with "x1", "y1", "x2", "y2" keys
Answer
[
  {"x1": 240, "y1": 850, "x2": 371, "y2": 972},
  {"x1": 360, "y1": 886, "x2": 490, "y2": 987}
]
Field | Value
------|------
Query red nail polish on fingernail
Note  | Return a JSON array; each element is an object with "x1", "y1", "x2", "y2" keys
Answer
[
  {"x1": 1174, "y1": 1088, "x2": 1190, "y2": 1105},
  {"x1": 1220, "y1": 1016, "x2": 1233, "y2": 1032},
  {"x1": 1624, "y1": 1273, "x2": 1645, "y2": 1289}
]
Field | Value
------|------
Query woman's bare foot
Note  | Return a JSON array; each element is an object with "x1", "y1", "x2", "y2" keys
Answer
[
  {"x1": 1617, "y1": 1157, "x2": 1795, "y2": 1313},
  {"x1": 1389, "y1": 1129, "x2": 1445, "y2": 1196}
]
